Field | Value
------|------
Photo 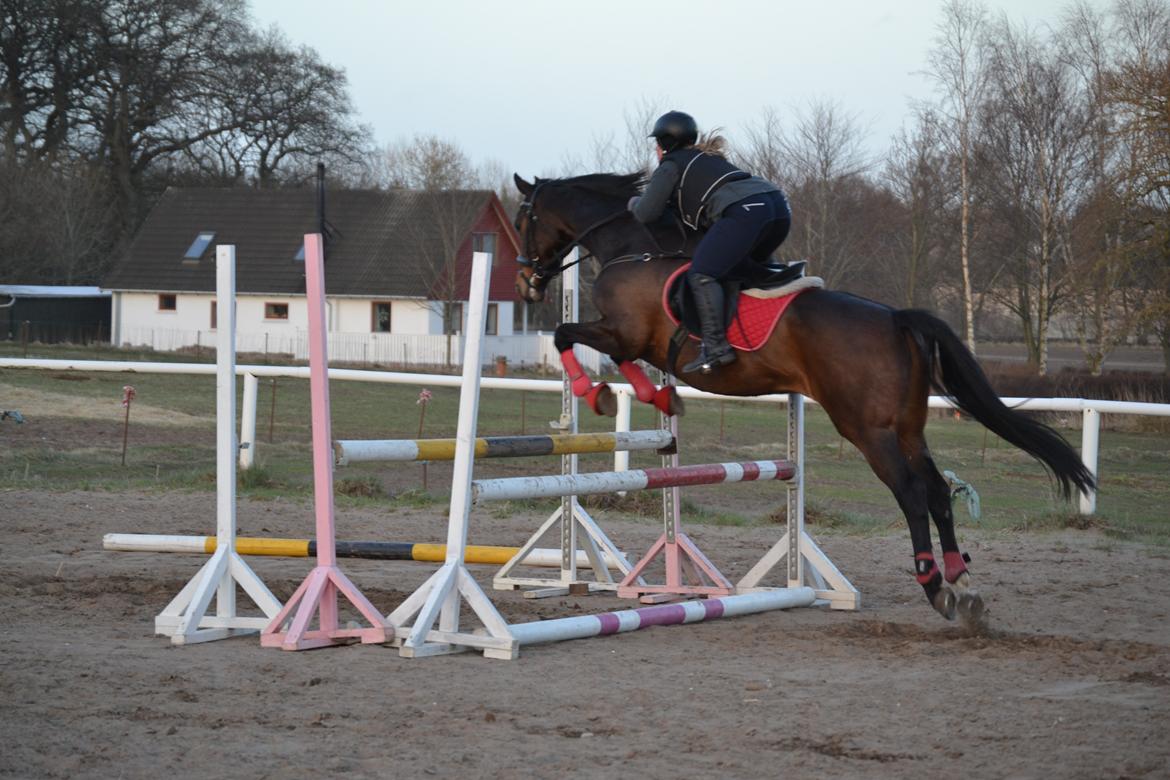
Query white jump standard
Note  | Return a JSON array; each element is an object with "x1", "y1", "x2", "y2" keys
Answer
[{"x1": 154, "y1": 246, "x2": 282, "y2": 645}]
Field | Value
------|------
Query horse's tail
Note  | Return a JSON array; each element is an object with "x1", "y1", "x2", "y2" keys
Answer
[{"x1": 893, "y1": 308, "x2": 1095, "y2": 500}]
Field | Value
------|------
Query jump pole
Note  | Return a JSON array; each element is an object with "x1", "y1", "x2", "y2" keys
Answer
[
  {"x1": 472, "y1": 460, "x2": 795, "y2": 502},
  {"x1": 387, "y1": 252, "x2": 518, "y2": 659},
  {"x1": 334, "y1": 429, "x2": 673, "y2": 464},
  {"x1": 104, "y1": 533, "x2": 624, "y2": 569},
  {"x1": 493, "y1": 248, "x2": 637, "y2": 598},
  {"x1": 260, "y1": 233, "x2": 391, "y2": 650},
  {"x1": 508, "y1": 588, "x2": 815, "y2": 646},
  {"x1": 154, "y1": 245, "x2": 282, "y2": 645}
]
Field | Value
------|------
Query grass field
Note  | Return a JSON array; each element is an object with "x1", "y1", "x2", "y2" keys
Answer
[{"x1": 2, "y1": 346, "x2": 1168, "y2": 546}]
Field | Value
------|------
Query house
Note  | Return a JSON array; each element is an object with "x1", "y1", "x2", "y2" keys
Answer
[
  {"x1": 101, "y1": 187, "x2": 545, "y2": 365},
  {"x1": 0, "y1": 285, "x2": 111, "y2": 344}
]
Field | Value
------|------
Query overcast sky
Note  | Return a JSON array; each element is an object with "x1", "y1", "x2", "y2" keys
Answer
[{"x1": 247, "y1": 0, "x2": 1104, "y2": 178}]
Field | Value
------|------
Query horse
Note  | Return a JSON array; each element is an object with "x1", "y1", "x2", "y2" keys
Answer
[{"x1": 512, "y1": 171, "x2": 1095, "y2": 622}]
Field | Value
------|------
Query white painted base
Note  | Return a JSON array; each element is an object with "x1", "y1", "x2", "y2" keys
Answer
[{"x1": 154, "y1": 547, "x2": 283, "y2": 645}]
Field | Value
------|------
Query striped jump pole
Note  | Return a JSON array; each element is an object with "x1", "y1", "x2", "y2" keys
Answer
[
  {"x1": 472, "y1": 460, "x2": 795, "y2": 503},
  {"x1": 103, "y1": 533, "x2": 624, "y2": 569},
  {"x1": 335, "y1": 429, "x2": 673, "y2": 465},
  {"x1": 508, "y1": 588, "x2": 816, "y2": 646}
]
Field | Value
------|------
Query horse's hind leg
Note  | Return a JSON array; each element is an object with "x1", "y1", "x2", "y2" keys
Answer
[
  {"x1": 852, "y1": 430, "x2": 957, "y2": 619},
  {"x1": 918, "y1": 452, "x2": 984, "y2": 622}
]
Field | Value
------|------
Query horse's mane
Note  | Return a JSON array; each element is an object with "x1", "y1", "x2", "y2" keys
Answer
[{"x1": 556, "y1": 172, "x2": 644, "y2": 200}]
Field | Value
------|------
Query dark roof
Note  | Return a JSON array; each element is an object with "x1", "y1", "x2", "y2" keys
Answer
[{"x1": 103, "y1": 187, "x2": 514, "y2": 297}]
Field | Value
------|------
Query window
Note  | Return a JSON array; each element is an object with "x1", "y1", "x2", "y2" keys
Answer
[
  {"x1": 443, "y1": 302, "x2": 463, "y2": 335},
  {"x1": 183, "y1": 232, "x2": 215, "y2": 260},
  {"x1": 158, "y1": 294, "x2": 177, "y2": 311},
  {"x1": 484, "y1": 303, "x2": 498, "y2": 335},
  {"x1": 472, "y1": 232, "x2": 498, "y2": 265},
  {"x1": 372, "y1": 302, "x2": 392, "y2": 333},
  {"x1": 264, "y1": 302, "x2": 289, "y2": 320},
  {"x1": 512, "y1": 301, "x2": 526, "y2": 334},
  {"x1": 210, "y1": 300, "x2": 217, "y2": 330}
]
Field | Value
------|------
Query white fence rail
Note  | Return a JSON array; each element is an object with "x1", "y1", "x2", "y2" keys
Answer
[
  {"x1": 3, "y1": 356, "x2": 1166, "y2": 515},
  {"x1": 116, "y1": 327, "x2": 612, "y2": 373}
]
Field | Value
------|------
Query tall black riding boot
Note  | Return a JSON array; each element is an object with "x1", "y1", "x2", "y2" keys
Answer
[{"x1": 682, "y1": 273, "x2": 737, "y2": 374}]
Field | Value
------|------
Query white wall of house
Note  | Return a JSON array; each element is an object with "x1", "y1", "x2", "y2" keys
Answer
[
  {"x1": 110, "y1": 291, "x2": 545, "y2": 366},
  {"x1": 426, "y1": 300, "x2": 519, "y2": 336}
]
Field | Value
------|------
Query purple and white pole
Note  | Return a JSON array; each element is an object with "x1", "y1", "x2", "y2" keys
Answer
[{"x1": 507, "y1": 587, "x2": 816, "y2": 646}]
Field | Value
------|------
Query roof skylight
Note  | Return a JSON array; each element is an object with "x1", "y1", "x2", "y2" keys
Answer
[{"x1": 184, "y1": 232, "x2": 215, "y2": 259}]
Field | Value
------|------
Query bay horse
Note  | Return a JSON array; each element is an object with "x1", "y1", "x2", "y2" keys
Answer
[{"x1": 512, "y1": 171, "x2": 1095, "y2": 622}]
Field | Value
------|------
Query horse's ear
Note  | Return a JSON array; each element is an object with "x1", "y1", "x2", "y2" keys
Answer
[{"x1": 514, "y1": 173, "x2": 534, "y2": 196}]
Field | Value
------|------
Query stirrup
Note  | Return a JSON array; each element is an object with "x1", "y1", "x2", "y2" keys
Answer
[{"x1": 682, "y1": 345, "x2": 736, "y2": 375}]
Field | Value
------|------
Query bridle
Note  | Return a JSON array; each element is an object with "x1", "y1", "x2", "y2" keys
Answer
[
  {"x1": 515, "y1": 180, "x2": 691, "y2": 295},
  {"x1": 515, "y1": 183, "x2": 628, "y2": 291}
]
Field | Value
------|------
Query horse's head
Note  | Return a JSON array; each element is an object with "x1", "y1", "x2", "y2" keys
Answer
[
  {"x1": 512, "y1": 171, "x2": 645, "y2": 303},
  {"x1": 513, "y1": 174, "x2": 573, "y2": 303}
]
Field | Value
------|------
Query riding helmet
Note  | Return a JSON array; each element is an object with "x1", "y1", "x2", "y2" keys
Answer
[{"x1": 650, "y1": 110, "x2": 698, "y2": 152}]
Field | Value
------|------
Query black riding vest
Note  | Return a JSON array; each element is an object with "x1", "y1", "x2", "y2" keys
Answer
[{"x1": 660, "y1": 147, "x2": 751, "y2": 229}]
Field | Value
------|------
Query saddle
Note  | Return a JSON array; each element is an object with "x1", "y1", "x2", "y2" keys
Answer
[{"x1": 663, "y1": 260, "x2": 823, "y2": 373}]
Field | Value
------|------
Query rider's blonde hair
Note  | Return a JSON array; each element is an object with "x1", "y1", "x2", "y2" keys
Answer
[{"x1": 695, "y1": 129, "x2": 729, "y2": 159}]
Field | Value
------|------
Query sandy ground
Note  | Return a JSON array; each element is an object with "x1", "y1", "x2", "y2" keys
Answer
[{"x1": 1, "y1": 487, "x2": 1168, "y2": 780}]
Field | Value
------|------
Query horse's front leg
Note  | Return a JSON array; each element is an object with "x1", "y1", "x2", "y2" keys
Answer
[
  {"x1": 554, "y1": 321, "x2": 685, "y2": 417},
  {"x1": 554, "y1": 322, "x2": 624, "y2": 416}
]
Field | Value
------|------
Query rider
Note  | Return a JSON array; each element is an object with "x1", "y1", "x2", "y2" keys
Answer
[{"x1": 627, "y1": 110, "x2": 791, "y2": 374}]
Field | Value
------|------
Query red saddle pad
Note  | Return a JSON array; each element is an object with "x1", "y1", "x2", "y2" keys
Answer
[{"x1": 662, "y1": 264, "x2": 807, "y2": 352}]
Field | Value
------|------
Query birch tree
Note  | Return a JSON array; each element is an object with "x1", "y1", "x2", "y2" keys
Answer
[{"x1": 926, "y1": 0, "x2": 990, "y2": 353}]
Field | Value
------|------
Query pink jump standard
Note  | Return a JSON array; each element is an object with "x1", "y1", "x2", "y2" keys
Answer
[
  {"x1": 260, "y1": 234, "x2": 391, "y2": 651},
  {"x1": 620, "y1": 403, "x2": 741, "y2": 601}
]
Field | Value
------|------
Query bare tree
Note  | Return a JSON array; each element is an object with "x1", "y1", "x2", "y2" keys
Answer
[
  {"x1": 177, "y1": 28, "x2": 371, "y2": 188},
  {"x1": 71, "y1": 0, "x2": 253, "y2": 230},
  {"x1": 881, "y1": 108, "x2": 955, "y2": 308},
  {"x1": 776, "y1": 98, "x2": 874, "y2": 287},
  {"x1": 739, "y1": 105, "x2": 789, "y2": 185},
  {"x1": 0, "y1": 157, "x2": 114, "y2": 283},
  {"x1": 1108, "y1": 0, "x2": 1170, "y2": 372},
  {"x1": 374, "y1": 134, "x2": 493, "y2": 364},
  {"x1": 979, "y1": 17, "x2": 1095, "y2": 374},
  {"x1": 1058, "y1": 1, "x2": 1143, "y2": 374},
  {"x1": 926, "y1": 0, "x2": 990, "y2": 353}
]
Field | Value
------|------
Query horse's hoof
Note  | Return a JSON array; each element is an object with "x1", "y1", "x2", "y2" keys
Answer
[
  {"x1": 948, "y1": 571, "x2": 972, "y2": 591},
  {"x1": 931, "y1": 587, "x2": 957, "y2": 620},
  {"x1": 652, "y1": 386, "x2": 685, "y2": 417},
  {"x1": 585, "y1": 383, "x2": 617, "y2": 416},
  {"x1": 957, "y1": 590, "x2": 985, "y2": 623}
]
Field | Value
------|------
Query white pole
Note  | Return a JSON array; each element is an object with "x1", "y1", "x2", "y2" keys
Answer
[
  {"x1": 442, "y1": 252, "x2": 492, "y2": 566},
  {"x1": 614, "y1": 389, "x2": 632, "y2": 474},
  {"x1": 239, "y1": 373, "x2": 258, "y2": 470},
  {"x1": 1080, "y1": 407, "x2": 1100, "y2": 515},
  {"x1": 215, "y1": 246, "x2": 238, "y2": 618}
]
